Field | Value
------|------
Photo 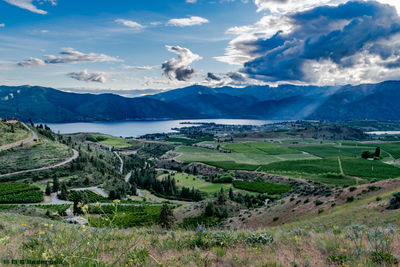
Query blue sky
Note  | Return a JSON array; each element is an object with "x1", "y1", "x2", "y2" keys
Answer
[{"x1": 1, "y1": 0, "x2": 400, "y2": 94}]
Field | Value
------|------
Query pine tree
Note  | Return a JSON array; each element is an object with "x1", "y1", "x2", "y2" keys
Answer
[
  {"x1": 217, "y1": 188, "x2": 226, "y2": 204},
  {"x1": 45, "y1": 182, "x2": 52, "y2": 196},
  {"x1": 158, "y1": 204, "x2": 175, "y2": 229},
  {"x1": 59, "y1": 183, "x2": 68, "y2": 200},
  {"x1": 375, "y1": 147, "x2": 381, "y2": 157},
  {"x1": 52, "y1": 177, "x2": 60, "y2": 192},
  {"x1": 229, "y1": 187, "x2": 234, "y2": 200}
]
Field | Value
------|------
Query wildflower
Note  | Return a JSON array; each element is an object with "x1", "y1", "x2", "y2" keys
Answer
[{"x1": 39, "y1": 231, "x2": 45, "y2": 235}]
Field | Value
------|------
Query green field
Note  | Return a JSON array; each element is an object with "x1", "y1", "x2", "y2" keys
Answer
[
  {"x1": 166, "y1": 136, "x2": 214, "y2": 144},
  {"x1": 0, "y1": 122, "x2": 30, "y2": 146},
  {"x1": 162, "y1": 173, "x2": 233, "y2": 194},
  {"x1": 223, "y1": 142, "x2": 301, "y2": 155},
  {"x1": 0, "y1": 137, "x2": 73, "y2": 174},
  {"x1": 175, "y1": 146, "x2": 318, "y2": 169},
  {"x1": 232, "y1": 180, "x2": 291, "y2": 194},
  {"x1": 291, "y1": 144, "x2": 383, "y2": 158},
  {"x1": 93, "y1": 135, "x2": 131, "y2": 148}
]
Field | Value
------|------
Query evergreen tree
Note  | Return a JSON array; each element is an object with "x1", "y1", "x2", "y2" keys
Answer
[
  {"x1": 217, "y1": 188, "x2": 226, "y2": 204},
  {"x1": 45, "y1": 182, "x2": 52, "y2": 196},
  {"x1": 59, "y1": 183, "x2": 68, "y2": 200},
  {"x1": 52, "y1": 177, "x2": 60, "y2": 192},
  {"x1": 229, "y1": 187, "x2": 234, "y2": 200},
  {"x1": 73, "y1": 192, "x2": 83, "y2": 215},
  {"x1": 158, "y1": 204, "x2": 175, "y2": 229}
]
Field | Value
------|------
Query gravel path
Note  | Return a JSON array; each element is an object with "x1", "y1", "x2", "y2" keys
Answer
[
  {"x1": 0, "y1": 149, "x2": 79, "y2": 178},
  {"x1": 114, "y1": 151, "x2": 124, "y2": 174}
]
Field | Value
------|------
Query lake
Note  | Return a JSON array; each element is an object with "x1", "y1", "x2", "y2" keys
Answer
[{"x1": 45, "y1": 119, "x2": 278, "y2": 138}]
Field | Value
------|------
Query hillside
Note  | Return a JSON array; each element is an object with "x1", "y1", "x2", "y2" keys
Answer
[{"x1": 1, "y1": 81, "x2": 400, "y2": 122}]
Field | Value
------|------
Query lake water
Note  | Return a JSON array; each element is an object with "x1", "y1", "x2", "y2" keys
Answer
[{"x1": 45, "y1": 119, "x2": 278, "y2": 138}]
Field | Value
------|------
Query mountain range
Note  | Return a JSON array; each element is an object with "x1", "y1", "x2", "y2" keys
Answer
[{"x1": 0, "y1": 81, "x2": 399, "y2": 122}]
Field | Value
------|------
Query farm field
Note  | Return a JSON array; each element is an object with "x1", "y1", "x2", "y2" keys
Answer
[
  {"x1": 0, "y1": 137, "x2": 73, "y2": 174},
  {"x1": 290, "y1": 144, "x2": 384, "y2": 158},
  {"x1": 160, "y1": 173, "x2": 233, "y2": 194},
  {"x1": 0, "y1": 183, "x2": 43, "y2": 203},
  {"x1": 0, "y1": 122, "x2": 30, "y2": 146},
  {"x1": 175, "y1": 145, "x2": 318, "y2": 168},
  {"x1": 232, "y1": 180, "x2": 291, "y2": 194},
  {"x1": 92, "y1": 134, "x2": 131, "y2": 148},
  {"x1": 222, "y1": 141, "x2": 301, "y2": 155}
]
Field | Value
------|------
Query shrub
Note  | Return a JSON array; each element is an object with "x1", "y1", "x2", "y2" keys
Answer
[
  {"x1": 246, "y1": 232, "x2": 274, "y2": 246},
  {"x1": 273, "y1": 217, "x2": 279, "y2": 222},
  {"x1": 315, "y1": 200, "x2": 323, "y2": 206},
  {"x1": 346, "y1": 196, "x2": 354, "y2": 203},
  {"x1": 349, "y1": 186, "x2": 357, "y2": 192},
  {"x1": 388, "y1": 192, "x2": 400, "y2": 210}
]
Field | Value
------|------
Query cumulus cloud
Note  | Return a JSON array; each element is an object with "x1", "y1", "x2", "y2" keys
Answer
[
  {"x1": 254, "y1": 0, "x2": 400, "y2": 14},
  {"x1": 17, "y1": 57, "x2": 46, "y2": 67},
  {"x1": 167, "y1": 16, "x2": 209, "y2": 27},
  {"x1": 115, "y1": 19, "x2": 144, "y2": 30},
  {"x1": 162, "y1": 45, "x2": 202, "y2": 81},
  {"x1": 3, "y1": 0, "x2": 56, "y2": 14},
  {"x1": 218, "y1": 1, "x2": 400, "y2": 85},
  {"x1": 67, "y1": 69, "x2": 107, "y2": 83},
  {"x1": 17, "y1": 48, "x2": 121, "y2": 67}
]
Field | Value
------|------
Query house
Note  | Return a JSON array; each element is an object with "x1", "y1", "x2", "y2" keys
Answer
[{"x1": 6, "y1": 118, "x2": 18, "y2": 124}]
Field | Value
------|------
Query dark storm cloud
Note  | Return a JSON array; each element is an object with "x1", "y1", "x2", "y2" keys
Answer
[{"x1": 241, "y1": 1, "x2": 400, "y2": 82}]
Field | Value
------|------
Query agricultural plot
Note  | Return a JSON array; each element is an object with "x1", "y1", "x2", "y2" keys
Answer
[
  {"x1": 0, "y1": 122, "x2": 30, "y2": 146},
  {"x1": 91, "y1": 135, "x2": 131, "y2": 148},
  {"x1": 223, "y1": 142, "x2": 301, "y2": 155},
  {"x1": 232, "y1": 180, "x2": 291, "y2": 195},
  {"x1": 0, "y1": 137, "x2": 72, "y2": 174},
  {"x1": 0, "y1": 183, "x2": 43, "y2": 203},
  {"x1": 291, "y1": 144, "x2": 383, "y2": 158},
  {"x1": 165, "y1": 173, "x2": 233, "y2": 194},
  {"x1": 175, "y1": 146, "x2": 318, "y2": 170}
]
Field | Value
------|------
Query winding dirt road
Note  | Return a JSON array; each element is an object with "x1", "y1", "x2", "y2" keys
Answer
[
  {"x1": 0, "y1": 149, "x2": 79, "y2": 178},
  {"x1": 0, "y1": 122, "x2": 38, "y2": 151}
]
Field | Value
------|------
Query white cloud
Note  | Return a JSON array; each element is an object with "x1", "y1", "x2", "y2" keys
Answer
[
  {"x1": 17, "y1": 48, "x2": 121, "y2": 67},
  {"x1": 0, "y1": 23, "x2": 4, "y2": 28},
  {"x1": 3, "y1": 0, "x2": 56, "y2": 15},
  {"x1": 17, "y1": 57, "x2": 46, "y2": 67},
  {"x1": 186, "y1": 0, "x2": 197, "y2": 3},
  {"x1": 135, "y1": 66, "x2": 154, "y2": 71},
  {"x1": 162, "y1": 45, "x2": 202, "y2": 81},
  {"x1": 115, "y1": 19, "x2": 144, "y2": 30},
  {"x1": 67, "y1": 69, "x2": 108, "y2": 83},
  {"x1": 167, "y1": 16, "x2": 209, "y2": 27}
]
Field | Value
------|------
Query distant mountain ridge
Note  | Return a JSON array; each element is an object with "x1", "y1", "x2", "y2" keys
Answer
[{"x1": 0, "y1": 81, "x2": 399, "y2": 122}]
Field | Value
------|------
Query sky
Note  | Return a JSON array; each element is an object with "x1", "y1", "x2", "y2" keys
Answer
[{"x1": 1, "y1": 0, "x2": 400, "y2": 94}]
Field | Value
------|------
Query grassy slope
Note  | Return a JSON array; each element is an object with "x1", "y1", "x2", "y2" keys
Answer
[
  {"x1": 0, "y1": 136, "x2": 72, "y2": 174},
  {"x1": 164, "y1": 173, "x2": 233, "y2": 194},
  {"x1": 0, "y1": 183, "x2": 399, "y2": 266},
  {"x1": 0, "y1": 122, "x2": 30, "y2": 146}
]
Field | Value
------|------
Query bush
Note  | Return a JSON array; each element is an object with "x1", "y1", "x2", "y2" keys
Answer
[
  {"x1": 346, "y1": 196, "x2": 354, "y2": 203},
  {"x1": 315, "y1": 199, "x2": 323, "y2": 206},
  {"x1": 388, "y1": 192, "x2": 400, "y2": 210},
  {"x1": 246, "y1": 233, "x2": 274, "y2": 246}
]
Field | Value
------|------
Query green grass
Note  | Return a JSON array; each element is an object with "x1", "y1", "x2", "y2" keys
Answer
[
  {"x1": 93, "y1": 135, "x2": 131, "y2": 148},
  {"x1": 0, "y1": 137, "x2": 73, "y2": 174},
  {"x1": 223, "y1": 142, "x2": 301, "y2": 155},
  {"x1": 232, "y1": 180, "x2": 291, "y2": 194},
  {"x1": 341, "y1": 158, "x2": 400, "y2": 180},
  {"x1": 0, "y1": 122, "x2": 30, "y2": 146},
  {"x1": 175, "y1": 146, "x2": 318, "y2": 169},
  {"x1": 163, "y1": 173, "x2": 233, "y2": 194}
]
